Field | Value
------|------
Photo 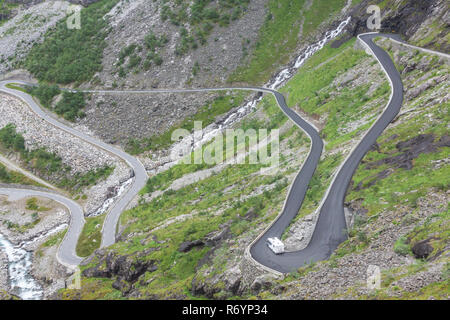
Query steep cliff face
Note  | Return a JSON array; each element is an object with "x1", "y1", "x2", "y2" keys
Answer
[{"x1": 343, "y1": 0, "x2": 449, "y2": 52}]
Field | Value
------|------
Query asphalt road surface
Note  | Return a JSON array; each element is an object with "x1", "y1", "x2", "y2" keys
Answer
[
  {"x1": 0, "y1": 33, "x2": 411, "y2": 272},
  {"x1": 0, "y1": 188, "x2": 84, "y2": 267},
  {"x1": 250, "y1": 33, "x2": 404, "y2": 273}
]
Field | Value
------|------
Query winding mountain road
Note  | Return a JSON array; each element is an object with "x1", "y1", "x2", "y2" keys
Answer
[
  {"x1": 0, "y1": 79, "x2": 149, "y2": 266},
  {"x1": 0, "y1": 33, "x2": 425, "y2": 274},
  {"x1": 250, "y1": 33, "x2": 404, "y2": 273}
]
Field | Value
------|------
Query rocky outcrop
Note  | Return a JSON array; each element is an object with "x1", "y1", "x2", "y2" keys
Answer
[
  {"x1": 355, "y1": 134, "x2": 450, "y2": 189},
  {"x1": 344, "y1": 0, "x2": 437, "y2": 37},
  {"x1": 337, "y1": 0, "x2": 449, "y2": 53},
  {"x1": 190, "y1": 265, "x2": 244, "y2": 299},
  {"x1": 82, "y1": 249, "x2": 158, "y2": 295},
  {"x1": 178, "y1": 240, "x2": 204, "y2": 253},
  {"x1": 412, "y1": 238, "x2": 435, "y2": 260},
  {"x1": 250, "y1": 275, "x2": 274, "y2": 294},
  {"x1": 190, "y1": 276, "x2": 222, "y2": 299}
]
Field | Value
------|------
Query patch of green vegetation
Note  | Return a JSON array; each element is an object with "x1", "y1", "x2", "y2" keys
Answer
[
  {"x1": 24, "y1": 0, "x2": 120, "y2": 85},
  {"x1": 0, "y1": 163, "x2": 42, "y2": 186},
  {"x1": 301, "y1": 0, "x2": 347, "y2": 37},
  {"x1": 26, "y1": 197, "x2": 50, "y2": 212},
  {"x1": 144, "y1": 31, "x2": 168, "y2": 52},
  {"x1": 54, "y1": 91, "x2": 86, "y2": 122},
  {"x1": 76, "y1": 215, "x2": 105, "y2": 257},
  {"x1": 350, "y1": 0, "x2": 365, "y2": 5},
  {"x1": 394, "y1": 236, "x2": 411, "y2": 256},
  {"x1": 25, "y1": 83, "x2": 60, "y2": 109},
  {"x1": 229, "y1": 0, "x2": 347, "y2": 84},
  {"x1": 116, "y1": 32, "x2": 167, "y2": 76},
  {"x1": 59, "y1": 277, "x2": 123, "y2": 300},
  {"x1": 229, "y1": 0, "x2": 305, "y2": 84},
  {"x1": 124, "y1": 162, "x2": 263, "y2": 233},
  {"x1": 0, "y1": 123, "x2": 25, "y2": 153},
  {"x1": 5, "y1": 83, "x2": 27, "y2": 92},
  {"x1": 0, "y1": 0, "x2": 19, "y2": 27},
  {"x1": 25, "y1": 83, "x2": 87, "y2": 122},
  {"x1": 4, "y1": 212, "x2": 40, "y2": 233},
  {"x1": 126, "y1": 92, "x2": 247, "y2": 154},
  {"x1": 281, "y1": 39, "x2": 368, "y2": 113},
  {"x1": 42, "y1": 229, "x2": 67, "y2": 248},
  {"x1": 118, "y1": 44, "x2": 138, "y2": 66},
  {"x1": 144, "y1": 162, "x2": 210, "y2": 194},
  {"x1": 60, "y1": 166, "x2": 115, "y2": 192}
]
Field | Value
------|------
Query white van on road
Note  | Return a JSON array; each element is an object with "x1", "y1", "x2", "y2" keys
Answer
[{"x1": 266, "y1": 237, "x2": 285, "y2": 254}]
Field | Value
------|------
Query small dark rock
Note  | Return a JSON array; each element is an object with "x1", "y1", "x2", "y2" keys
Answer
[
  {"x1": 112, "y1": 278, "x2": 132, "y2": 294},
  {"x1": 412, "y1": 239, "x2": 434, "y2": 259},
  {"x1": 106, "y1": 186, "x2": 117, "y2": 198},
  {"x1": 178, "y1": 240, "x2": 204, "y2": 252},
  {"x1": 250, "y1": 275, "x2": 274, "y2": 294}
]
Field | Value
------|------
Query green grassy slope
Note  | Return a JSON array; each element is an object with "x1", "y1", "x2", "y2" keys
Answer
[
  {"x1": 59, "y1": 35, "x2": 391, "y2": 300},
  {"x1": 259, "y1": 38, "x2": 449, "y2": 300},
  {"x1": 60, "y1": 94, "x2": 309, "y2": 299},
  {"x1": 229, "y1": 0, "x2": 347, "y2": 85}
]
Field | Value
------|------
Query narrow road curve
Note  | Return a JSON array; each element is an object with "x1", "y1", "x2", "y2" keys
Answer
[
  {"x1": 0, "y1": 33, "x2": 424, "y2": 274},
  {"x1": 0, "y1": 188, "x2": 84, "y2": 267}
]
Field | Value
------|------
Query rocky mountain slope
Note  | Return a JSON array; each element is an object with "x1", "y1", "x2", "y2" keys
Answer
[
  {"x1": 2, "y1": 0, "x2": 353, "y2": 150},
  {"x1": 0, "y1": 0, "x2": 448, "y2": 300},
  {"x1": 53, "y1": 0, "x2": 449, "y2": 300}
]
